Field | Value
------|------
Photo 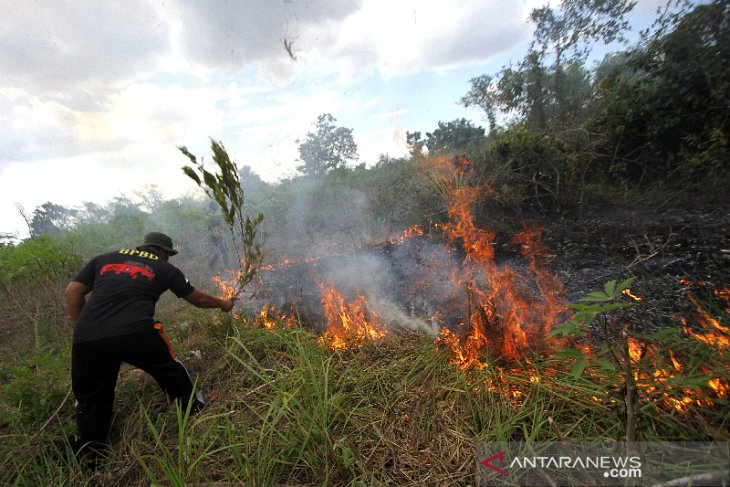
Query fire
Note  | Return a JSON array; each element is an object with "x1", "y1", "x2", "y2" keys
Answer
[
  {"x1": 622, "y1": 289, "x2": 643, "y2": 301},
  {"x1": 623, "y1": 336, "x2": 727, "y2": 413},
  {"x1": 429, "y1": 157, "x2": 566, "y2": 368},
  {"x1": 317, "y1": 279, "x2": 387, "y2": 350},
  {"x1": 438, "y1": 328, "x2": 488, "y2": 370},
  {"x1": 708, "y1": 378, "x2": 728, "y2": 397},
  {"x1": 212, "y1": 269, "x2": 243, "y2": 300},
  {"x1": 669, "y1": 349, "x2": 682, "y2": 372},
  {"x1": 389, "y1": 224, "x2": 424, "y2": 244},
  {"x1": 680, "y1": 282, "x2": 729, "y2": 350},
  {"x1": 255, "y1": 305, "x2": 296, "y2": 329},
  {"x1": 627, "y1": 337, "x2": 645, "y2": 363}
]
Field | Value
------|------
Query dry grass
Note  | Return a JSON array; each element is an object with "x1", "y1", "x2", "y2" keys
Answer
[{"x1": 1, "y1": 308, "x2": 728, "y2": 486}]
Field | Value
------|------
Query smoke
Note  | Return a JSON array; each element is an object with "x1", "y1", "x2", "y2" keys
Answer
[{"x1": 226, "y1": 172, "x2": 473, "y2": 335}]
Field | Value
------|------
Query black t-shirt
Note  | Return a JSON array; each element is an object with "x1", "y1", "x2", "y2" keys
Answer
[{"x1": 72, "y1": 248, "x2": 195, "y2": 344}]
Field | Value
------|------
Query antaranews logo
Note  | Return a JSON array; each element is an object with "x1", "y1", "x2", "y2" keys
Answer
[
  {"x1": 482, "y1": 452, "x2": 642, "y2": 476},
  {"x1": 477, "y1": 441, "x2": 729, "y2": 486},
  {"x1": 482, "y1": 451, "x2": 508, "y2": 475}
]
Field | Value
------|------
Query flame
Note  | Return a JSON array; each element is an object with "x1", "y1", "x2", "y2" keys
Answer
[
  {"x1": 680, "y1": 283, "x2": 729, "y2": 350},
  {"x1": 627, "y1": 337, "x2": 644, "y2": 363},
  {"x1": 389, "y1": 224, "x2": 424, "y2": 244},
  {"x1": 212, "y1": 269, "x2": 241, "y2": 300},
  {"x1": 621, "y1": 336, "x2": 727, "y2": 413},
  {"x1": 437, "y1": 328, "x2": 488, "y2": 370},
  {"x1": 708, "y1": 378, "x2": 728, "y2": 397},
  {"x1": 622, "y1": 289, "x2": 643, "y2": 301},
  {"x1": 317, "y1": 279, "x2": 387, "y2": 350},
  {"x1": 429, "y1": 157, "x2": 566, "y2": 368},
  {"x1": 669, "y1": 349, "x2": 682, "y2": 372},
  {"x1": 255, "y1": 305, "x2": 296, "y2": 329}
]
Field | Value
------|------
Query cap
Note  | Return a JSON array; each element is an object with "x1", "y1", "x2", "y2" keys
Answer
[{"x1": 140, "y1": 232, "x2": 179, "y2": 255}]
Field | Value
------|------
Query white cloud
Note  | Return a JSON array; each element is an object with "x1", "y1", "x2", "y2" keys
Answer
[
  {"x1": 0, "y1": 0, "x2": 170, "y2": 95},
  {"x1": 331, "y1": 0, "x2": 534, "y2": 78}
]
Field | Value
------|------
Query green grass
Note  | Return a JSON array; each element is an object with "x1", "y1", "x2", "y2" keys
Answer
[{"x1": 0, "y1": 307, "x2": 728, "y2": 486}]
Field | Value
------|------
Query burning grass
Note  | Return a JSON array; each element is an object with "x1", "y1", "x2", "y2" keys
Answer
[{"x1": 3, "y1": 309, "x2": 727, "y2": 486}]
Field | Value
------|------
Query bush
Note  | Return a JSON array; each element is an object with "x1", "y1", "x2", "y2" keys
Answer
[
  {"x1": 0, "y1": 236, "x2": 81, "y2": 347},
  {"x1": 0, "y1": 345, "x2": 71, "y2": 429}
]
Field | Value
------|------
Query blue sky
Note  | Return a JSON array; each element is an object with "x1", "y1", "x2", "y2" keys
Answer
[{"x1": 0, "y1": 0, "x2": 669, "y2": 237}]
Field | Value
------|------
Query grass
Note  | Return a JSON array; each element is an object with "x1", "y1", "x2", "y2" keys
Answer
[{"x1": 0, "y1": 303, "x2": 728, "y2": 486}]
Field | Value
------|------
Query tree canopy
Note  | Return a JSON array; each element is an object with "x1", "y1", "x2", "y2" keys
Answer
[{"x1": 296, "y1": 114, "x2": 359, "y2": 177}]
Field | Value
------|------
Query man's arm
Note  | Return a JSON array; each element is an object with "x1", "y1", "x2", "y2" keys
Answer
[
  {"x1": 183, "y1": 289, "x2": 234, "y2": 312},
  {"x1": 65, "y1": 281, "x2": 91, "y2": 326}
]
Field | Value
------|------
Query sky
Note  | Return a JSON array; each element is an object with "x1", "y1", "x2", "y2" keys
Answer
[{"x1": 0, "y1": 0, "x2": 668, "y2": 238}]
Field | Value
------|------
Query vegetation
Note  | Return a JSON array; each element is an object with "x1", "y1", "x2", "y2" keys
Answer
[
  {"x1": 1, "y1": 0, "x2": 729, "y2": 485},
  {"x1": 180, "y1": 139, "x2": 264, "y2": 299},
  {"x1": 1, "y1": 295, "x2": 727, "y2": 485},
  {"x1": 296, "y1": 114, "x2": 359, "y2": 177}
]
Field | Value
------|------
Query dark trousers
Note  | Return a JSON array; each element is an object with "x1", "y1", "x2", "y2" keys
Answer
[{"x1": 71, "y1": 324, "x2": 205, "y2": 451}]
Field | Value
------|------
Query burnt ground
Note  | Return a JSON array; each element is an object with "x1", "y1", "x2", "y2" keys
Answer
[
  {"x1": 245, "y1": 204, "x2": 730, "y2": 339},
  {"x1": 544, "y1": 205, "x2": 730, "y2": 334}
]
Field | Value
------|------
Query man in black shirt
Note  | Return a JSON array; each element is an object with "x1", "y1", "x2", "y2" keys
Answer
[{"x1": 65, "y1": 231, "x2": 234, "y2": 461}]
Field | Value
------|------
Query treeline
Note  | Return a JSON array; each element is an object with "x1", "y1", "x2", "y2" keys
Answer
[{"x1": 455, "y1": 0, "x2": 729, "y2": 212}]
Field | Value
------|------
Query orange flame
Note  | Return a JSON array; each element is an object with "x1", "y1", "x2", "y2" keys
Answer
[
  {"x1": 627, "y1": 337, "x2": 645, "y2": 363},
  {"x1": 317, "y1": 279, "x2": 387, "y2": 350},
  {"x1": 624, "y1": 336, "x2": 726, "y2": 413},
  {"x1": 389, "y1": 224, "x2": 424, "y2": 244},
  {"x1": 622, "y1": 289, "x2": 643, "y2": 301},
  {"x1": 681, "y1": 284, "x2": 729, "y2": 350},
  {"x1": 429, "y1": 157, "x2": 565, "y2": 368},
  {"x1": 708, "y1": 378, "x2": 728, "y2": 398},
  {"x1": 212, "y1": 269, "x2": 242, "y2": 300},
  {"x1": 255, "y1": 305, "x2": 297, "y2": 329}
]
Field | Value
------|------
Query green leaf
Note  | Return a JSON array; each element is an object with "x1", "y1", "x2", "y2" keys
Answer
[
  {"x1": 552, "y1": 347, "x2": 586, "y2": 358},
  {"x1": 202, "y1": 170, "x2": 218, "y2": 192},
  {"x1": 593, "y1": 358, "x2": 618, "y2": 372},
  {"x1": 604, "y1": 279, "x2": 617, "y2": 296},
  {"x1": 571, "y1": 356, "x2": 587, "y2": 378},
  {"x1": 580, "y1": 291, "x2": 613, "y2": 302},
  {"x1": 548, "y1": 322, "x2": 586, "y2": 338},
  {"x1": 181, "y1": 166, "x2": 201, "y2": 186},
  {"x1": 616, "y1": 276, "x2": 637, "y2": 293},
  {"x1": 650, "y1": 328, "x2": 679, "y2": 340}
]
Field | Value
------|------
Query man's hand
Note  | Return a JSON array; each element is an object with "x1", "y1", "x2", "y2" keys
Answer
[
  {"x1": 220, "y1": 298, "x2": 235, "y2": 313},
  {"x1": 184, "y1": 289, "x2": 235, "y2": 312}
]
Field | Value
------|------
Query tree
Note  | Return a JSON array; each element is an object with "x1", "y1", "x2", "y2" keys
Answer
[
  {"x1": 406, "y1": 119, "x2": 486, "y2": 156},
  {"x1": 238, "y1": 165, "x2": 269, "y2": 196},
  {"x1": 296, "y1": 114, "x2": 359, "y2": 177},
  {"x1": 29, "y1": 202, "x2": 77, "y2": 236},
  {"x1": 592, "y1": 0, "x2": 730, "y2": 183},
  {"x1": 462, "y1": 0, "x2": 635, "y2": 133}
]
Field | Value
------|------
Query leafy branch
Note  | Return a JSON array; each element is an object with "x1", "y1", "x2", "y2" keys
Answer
[
  {"x1": 179, "y1": 139, "x2": 264, "y2": 300},
  {"x1": 550, "y1": 276, "x2": 639, "y2": 440}
]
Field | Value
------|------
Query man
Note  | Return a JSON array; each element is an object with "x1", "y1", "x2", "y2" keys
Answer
[{"x1": 65, "y1": 231, "x2": 234, "y2": 460}]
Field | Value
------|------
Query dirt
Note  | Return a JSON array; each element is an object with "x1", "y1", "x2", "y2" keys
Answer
[{"x1": 544, "y1": 204, "x2": 730, "y2": 333}]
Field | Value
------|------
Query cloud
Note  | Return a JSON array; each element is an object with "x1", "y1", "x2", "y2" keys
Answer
[
  {"x1": 172, "y1": 0, "x2": 535, "y2": 81},
  {"x1": 172, "y1": 0, "x2": 363, "y2": 72},
  {"x1": 330, "y1": 0, "x2": 534, "y2": 77},
  {"x1": 0, "y1": 82, "x2": 228, "y2": 165},
  {"x1": 0, "y1": 0, "x2": 170, "y2": 95}
]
